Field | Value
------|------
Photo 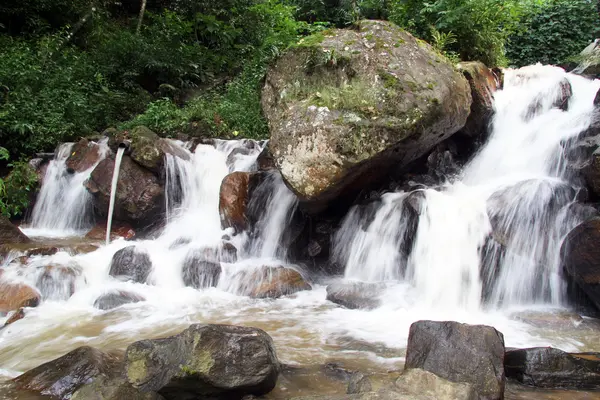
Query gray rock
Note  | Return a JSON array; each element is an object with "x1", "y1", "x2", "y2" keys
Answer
[
  {"x1": 0, "y1": 216, "x2": 30, "y2": 244},
  {"x1": 94, "y1": 290, "x2": 145, "y2": 310},
  {"x1": 125, "y1": 324, "x2": 279, "y2": 399},
  {"x1": 181, "y1": 248, "x2": 222, "y2": 289},
  {"x1": 405, "y1": 320, "x2": 505, "y2": 399},
  {"x1": 394, "y1": 368, "x2": 477, "y2": 400},
  {"x1": 326, "y1": 282, "x2": 383, "y2": 310},
  {"x1": 109, "y1": 246, "x2": 153, "y2": 283},
  {"x1": 72, "y1": 377, "x2": 165, "y2": 400}
]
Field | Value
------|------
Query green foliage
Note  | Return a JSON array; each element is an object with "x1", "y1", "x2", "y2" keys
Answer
[
  {"x1": 506, "y1": 0, "x2": 599, "y2": 67},
  {"x1": 0, "y1": 147, "x2": 38, "y2": 218},
  {"x1": 388, "y1": 0, "x2": 522, "y2": 66}
]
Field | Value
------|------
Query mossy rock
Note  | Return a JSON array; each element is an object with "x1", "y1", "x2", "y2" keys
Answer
[{"x1": 262, "y1": 20, "x2": 472, "y2": 213}]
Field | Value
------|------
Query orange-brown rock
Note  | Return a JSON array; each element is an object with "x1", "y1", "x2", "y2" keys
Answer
[
  {"x1": 0, "y1": 281, "x2": 40, "y2": 313},
  {"x1": 0, "y1": 216, "x2": 30, "y2": 245},
  {"x1": 65, "y1": 139, "x2": 104, "y2": 173},
  {"x1": 85, "y1": 222, "x2": 136, "y2": 241},
  {"x1": 219, "y1": 172, "x2": 251, "y2": 232},
  {"x1": 4, "y1": 308, "x2": 25, "y2": 326},
  {"x1": 235, "y1": 266, "x2": 311, "y2": 298}
]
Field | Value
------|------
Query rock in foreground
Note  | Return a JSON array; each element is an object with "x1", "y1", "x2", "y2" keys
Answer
[
  {"x1": 0, "y1": 216, "x2": 30, "y2": 244},
  {"x1": 125, "y1": 324, "x2": 279, "y2": 399},
  {"x1": 13, "y1": 346, "x2": 121, "y2": 399},
  {"x1": 505, "y1": 347, "x2": 600, "y2": 390},
  {"x1": 405, "y1": 320, "x2": 505, "y2": 399},
  {"x1": 262, "y1": 20, "x2": 471, "y2": 212},
  {"x1": 326, "y1": 282, "x2": 383, "y2": 310}
]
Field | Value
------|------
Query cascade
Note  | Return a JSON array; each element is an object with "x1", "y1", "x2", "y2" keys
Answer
[
  {"x1": 25, "y1": 139, "x2": 109, "y2": 237},
  {"x1": 105, "y1": 146, "x2": 125, "y2": 245}
]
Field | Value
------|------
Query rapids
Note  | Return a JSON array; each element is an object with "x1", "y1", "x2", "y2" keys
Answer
[{"x1": 2, "y1": 65, "x2": 600, "y2": 398}]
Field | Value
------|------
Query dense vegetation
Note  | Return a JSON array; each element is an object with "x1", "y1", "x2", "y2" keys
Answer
[{"x1": 0, "y1": 0, "x2": 598, "y2": 217}]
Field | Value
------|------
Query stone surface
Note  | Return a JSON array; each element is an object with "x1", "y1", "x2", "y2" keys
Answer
[
  {"x1": 94, "y1": 290, "x2": 145, "y2": 310},
  {"x1": 85, "y1": 156, "x2": 164, "y2": 229},
  {"x1": 219, "y1": 171, "x2": 251, "y2": 232},
  {"x1": 65, "y1": 138, "x2": 104, "y2": 173},
  {"x1": 72, "y1": 377, "x2": 166, "y2": 400},
  {"x1": 126, "y1": 126, "x2": 190, "y2": 174},
  {"x1": 505, "y1": 347, "x2": 600, "y2": 390},
  {"x1": 456, "y1": 61, "x2": 500, "y2": 139},
  {"x1": 326, "y1": 282, "x2": 383, "y2": 310},
  {"x1": 13, "y1": 346, "x2": 122, "y2": 399},
  {"x1": 262, "y1": 20, "x2": 471, "y2": 212},
  {"x1": 3, "y1": 307, "x2": 25, "y2": 327},
  {"x1": 108, "y1": 246, "x2": 153, "y2": 284},
  {"x1": 86, "y1": 222, "x2": 136, "y2": 241},
  {"x1": 394, "y1": 368, "x2": 477, "y2": 400},
  {"x1": 232, "y1": 266, "x2": 311, "y2": 298},
  {"x1": 405, "y1": 320, "x2": 505, "y2": 399},
  {"x1": 125, "y1": 324, "x2": 279, "y2": 399},
  {"x1": 36, "y1": 264, "x2": 80, "y2": 301},
  {"x1": 181, "y1": 248, "x2": 222, "y2": 289},
  {"x1": 0, "y1": 281, "x2": 40, "y2": 313},
  {"x1": 0, "y1": 216, "x2": 30, "y2": 244}
]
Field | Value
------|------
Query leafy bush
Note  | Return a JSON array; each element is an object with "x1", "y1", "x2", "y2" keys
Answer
[
  {"x1": 388, "y1": 0, "x2": 521, "y2": 66},
  {"x1": 506, "y1": 0, "x2": 599, "y2": 67},
  {"x1": 0, "y1": 147, "x2": 38, "y2": 218}
]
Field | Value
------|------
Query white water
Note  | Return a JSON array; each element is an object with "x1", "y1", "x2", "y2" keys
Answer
[
  {"x1": 2, "y1": 66, "x2": 600, "y2": 385},
  {"x1": 24, "y1": 140, "x2": 109, "y2": 237},
  {"x1": 105, "y1": 147, "x2": 125, "y2": 245}
]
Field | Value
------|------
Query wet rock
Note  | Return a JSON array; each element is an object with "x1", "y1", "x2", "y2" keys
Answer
[
  {"x1": 234, "y1": 266, "x2": 311, "y2": 298},
  {"x1": 73, "y1": 377, "x2": 165, "y2": 400},
  {"x1": 37, "y1": 264, "x2": 80, "y2": 301},
  {"x1": 13, "y1": 346, "x2": 122, "y2": 400},
  {"x1": 0, "y1": 216, "x2": 30, "y2": 244},
  {"x1": 405, "y1": 320, "x2": 505, "y2": 400},
  {"x1": 94, "y1": 290, "x2": 145, "y2": 310},
  {"x1": 504, "y1": 347, "x2": 600, "y2": 390},
  {"x1": 263, "y1": 20, "x2": 471, "y2": 213},
  {"x1": 86, "y1": 222, "x2": 136, "y2": 241},
  {"x1": 85, "y1": 156, "x2": 164, "y2": 229},
  {"x1": 511, "y1": 310, "x2": 584, "y2": 329},
  {"x1": 524, "y1": 78, "x2": 572, "y2": 120},
  {"x1": 65, "y1": 138, "x2": 104, "y2": 173},
  {"x1": 457, "y1": 62, "x2": 500, "y2": 139},
  {"x1": 574, "y1": 39, "x2": 600, "y2": 78},
  {"x1": 226, "y1": 147, "x2": 252, "y2": 168},
  {"x1": 291, "y1": 390, "x2": 466, "y2": 400},
  {"x1": 561, "y1": 218, "x2": 600, "y2": 311},
  {"x1": 109, "y1": 246, "x2": 153, "y2": 284},
  {"x1": 181, "y1": 248, "x2": 222, "y2": 289},
  {"x1": 219, "y1": 171, "x2": 251, "y2": 232},
  {"x1": 257, "y1": 144, "x2": 276, "y2": 171},
  {"x1": 125, "y1": 324, "x2": 279, "y2": 399},
  {"x1": 583, "y1": 150, "x2": 600, "y2": 198},
  {"x1": 394, "y1": 368, "x2": 477, "y2": 399},
  {"x1": 326, "y1": 282, "x2": 383, "y2": 310},
  {"x1": 3, "y1": 307, "x2": 25, "y2": 327},
  {"x1": 221, "y1": 241, "x2": 238, "y2": 263},
  {"x1": 0, "y1": 281, "x2": 40, "y2": 313},
  {"x1": 124, "y1": 126, "x2": 190, "y2": 174}
]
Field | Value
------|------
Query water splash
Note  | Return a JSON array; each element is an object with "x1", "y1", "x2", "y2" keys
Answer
[{"x1": 105, "y1": 147, "x2": 125, "y2": 245}]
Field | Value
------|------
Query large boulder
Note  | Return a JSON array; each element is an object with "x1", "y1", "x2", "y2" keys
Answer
[
  {"x1": 574, "y1": 39, "x2": 600, "y2": 78},
  {"x1": 73, "y1": 377, "x2": 165, "y2": 400},
  {"x1": 405, "y1": 320, "x2": 505, "y2": 399},
  {"x1": 12, "y1": 346, "x2": 122, "y2": 399},
  {"x1": 0, "y1": 281, "x2": 40, "y2": 313},
  {"x1": 219, "y1": 171, "x2": 266, "y2": 232},
  {"x1": 181, "y1": 248, "x2": 222, "y2": 289},
  {"x1": 231, "y1": 266, "x2": 311, "y2": 298},
  {"x1": 65, "y1": 138, "x2": 105, "y2": 173},
  {"x1": 456, "y1": 62, "x2": 500, "y2": 139},
  {"x1": 126, "y1": 126, "x2": 190, "y2": 174},
  {"x1": 504, "y1": 347, "x2": 600, "y2": 390},
  {"x1": 0, "y1": 216, "x2": 30, "y2": 244},
  {"x1": 85, "y1": 156, "x2": 164, "y2": 228},
  {"x1": 561, "y1": 218, "x2": 600, "y2": 310},
  {"x1": 262, "y1": 20, "x2": 471, "y2": 212},
  {"x1": 94, "y1": 290, "x2": 145, "y2": 310},
  {"x1": 326, "y1": 282, "x2": 383, "y2": 310},
  {"x1": 109, "y1": 246, "x2": 153, "y2": 284},
  {"x1": 125, "y1": 324, "x2": 279, "y2": 399}
]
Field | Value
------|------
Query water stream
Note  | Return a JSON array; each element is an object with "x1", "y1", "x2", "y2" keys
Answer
[{"x1": 2, "y1": 65, "x2": 600, "y2": 398}]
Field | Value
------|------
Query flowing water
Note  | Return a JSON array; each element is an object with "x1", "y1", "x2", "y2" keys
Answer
[
  {"x1": 2, "y1": 65, "x2": 600, "y2": 398},
  {"x1": 105, "y1": 147, "x2": 125, "y2": 245}
]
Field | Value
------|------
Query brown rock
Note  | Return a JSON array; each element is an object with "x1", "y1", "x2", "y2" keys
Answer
[
  {"x1": 0, "y1": 216, "x2": 30, "y2": 245},
  {"x1": 85, "y1": 222, "x2": 136, "y2": 241},
  {"x1": 235, "y1": 266, "x2": 311, "y2": 298},
  {"x1": 219, "y1": 172, "x2": 251, "y2": 231},
  {"x1": 65, "y1": 139, "x2": 104, "y2": 173},
  {"x1": 4, "y1": 307, "x2": 25, "y2": 327},
  {"x1": 37, "y1": 264, "x2": 80, "y2": 301},
  {"x1": 0, "y1": 281, "x2": 41, "y2": 313},
  {"x1": 457, "y1": 62, "x2": 501, "y2": 139}
]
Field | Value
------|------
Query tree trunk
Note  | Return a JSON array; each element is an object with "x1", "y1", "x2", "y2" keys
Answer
[{"x1": 136, "y1": 0, "x2": 147, "y2": 35}]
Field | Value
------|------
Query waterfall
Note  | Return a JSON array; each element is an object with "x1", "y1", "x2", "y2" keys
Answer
[
  {"x1": 333, "y1": 65, "x2": 600, "y2": 310},
  {"x1": 105, "y1": 147, "x2": 125, "y2": 245},
  {"x1": 25, "y1": 140, "x2": 108, "y2": 237}
]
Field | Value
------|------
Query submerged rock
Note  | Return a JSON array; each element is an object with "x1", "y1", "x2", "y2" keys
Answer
[
  {"x1": 394, "y1": 368, "x2": 477, "y2": 400},
  {"x1": 0, "y1": 216, "x2": 30, "y2": 244},
  {"x1": 3, "y1": 307, "x2": 25, "y2": 327},
  {"x1": 456, "y1": 61, "x2": 501, "y2": 140},
  {"x1": 73, "y1": 377, "x2": 165, "y2": 400},
  {"x1": 94, "y1": 290, "x2": 145, "y2": 310},
  {"x1": 561, "y1": 218, "x2": 600, "y2": 311},
  {"x1": 0, "y1": 281, "x2": 40, "y2": 313},
  {"x1": 262, "y1": 20, "x2": 471, "y2": 213},
  {"x1": 326, "y1": 282, "x2": 383, "y2": 310},
  {"x1": 13, "y1": 346, "x2": 122, "y2": 399},
  {"x1": 85, "y1": 156, "x2": 164, "y2": 229},
  {"x1": 36, "y1": 264, "x2": 80, "y2": 301},
  {"x1": 405, "y1": 320, "x2": 505, "y2": 400},
  {"x1": 65, "y1": 138, "x2": 104, "y2": 173},
  {"x1": 125, "y1": 324, "x2": 279, "y2": 399},
  {"x1": 505, "y1": 347, "x2": 600, "y2": 390},
  {"x1": 181, "y1": 248, "x2": 222, "y2": 289},
  {"x1": 232, "y1": 266, "x2": 311, "y2": 298},
  {"x1": 108, "y1": 246, "x2": 153, "y2": 284},
  {"x1": 86, "y1": 222, "x2": 136, "y2": 241}
]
